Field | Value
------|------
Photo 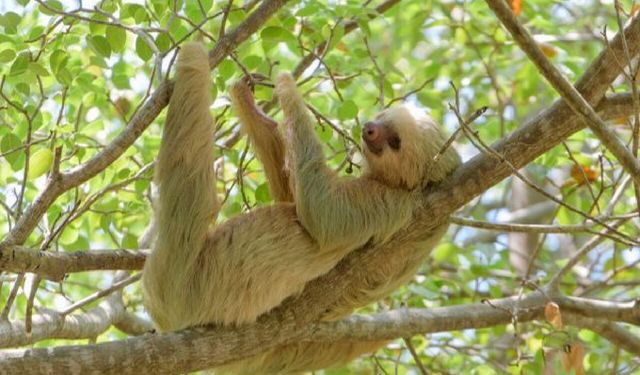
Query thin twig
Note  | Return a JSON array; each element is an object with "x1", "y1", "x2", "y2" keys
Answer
[
  {"x1": 486, "y1": 0, "x2": 640, "y2": 188},
  {"x1": 60, "y1": 273, "x2": 141, "y2": 316}
]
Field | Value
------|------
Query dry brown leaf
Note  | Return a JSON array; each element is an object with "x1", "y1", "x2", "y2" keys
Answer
[
  {"x1": 561, "y1": 342, "x2": 585, "y2": 375},
  {"x1": 544, "y1": 302, "x2": 563, "y2": 329},
  {"x1": 570, "y1": 164, "x2": 598, "y2": 185}
]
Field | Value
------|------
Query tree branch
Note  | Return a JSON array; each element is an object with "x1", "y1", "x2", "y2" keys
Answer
[
  {"x1": 0, "y1": 284, "x2": 125, "y2": 348},
  {"x1": 485, "y1": 0, "x2": 640, "y2": 186},
  {"x1": 0, "y1": 246, "x2": 148, "y2": 281},
  {"x1": 3, "y1": 292, "x2": 640, "y2": 373}
]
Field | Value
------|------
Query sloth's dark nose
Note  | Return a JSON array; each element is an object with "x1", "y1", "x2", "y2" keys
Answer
[{"x1": 363, "y1": 122, "x2": 381, "y2": 141}]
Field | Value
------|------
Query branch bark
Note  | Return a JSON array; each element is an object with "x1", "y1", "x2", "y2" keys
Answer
[
  {"x1": 0, "y1": 246, "x2": 148, "y2": 281},
  {"x1": 0, "y1": 285, "x2": 125, "y2": 347},
  {"x1": 2, "y1": 292, "x2": 639, "y2": 373}
]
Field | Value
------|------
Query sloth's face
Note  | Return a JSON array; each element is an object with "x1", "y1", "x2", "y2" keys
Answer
[{"x1": 362, "y1": 105, "x2": 458, "y2": 190}]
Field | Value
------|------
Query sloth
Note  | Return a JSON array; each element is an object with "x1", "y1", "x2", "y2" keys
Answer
[{"x1": 141, "y1": 43, "x2": 460, "y2": 374}]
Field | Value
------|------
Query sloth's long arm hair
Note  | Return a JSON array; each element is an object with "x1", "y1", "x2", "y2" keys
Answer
[{"x1": 142, "y1": 43, "x2": 217, "y2": 327}]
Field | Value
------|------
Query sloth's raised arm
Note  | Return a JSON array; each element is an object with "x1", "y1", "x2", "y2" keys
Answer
[
  {"x1": 275, "y1": 73, "x2": 413, "y2": 250},
  {"x1": 229, "y1": 80, "x2": 293, "y2": 202}
]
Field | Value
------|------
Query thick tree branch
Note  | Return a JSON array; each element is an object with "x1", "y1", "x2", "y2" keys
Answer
[
  {"x1": 486, "y1": 0, "x2": 640, "y2": 186},
  {"x1": 0, "y1": 246, "x2": 148, "y2": 281},
  {"x1": 554, "y1": 294, "x2": 640, "y2": 325},
  {"x1": 0, "y1": 286, "x2": 125, "y2": 348},
  {"x1": 0, "y1": 0, "x2": 292, "y2": 247},
  {"x1": 3, "y1": 292, "x2": 639, "y2": 373}
]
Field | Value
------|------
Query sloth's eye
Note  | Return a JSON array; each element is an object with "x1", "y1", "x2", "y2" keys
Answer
[{"x1": 388, "y1": 135, "x2": 401, "y2": 151}]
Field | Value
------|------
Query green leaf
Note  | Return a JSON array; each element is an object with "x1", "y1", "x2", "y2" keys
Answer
[
  {"x1": 55, "y1": 67, "x2": 73, "y2": 86},
  {"x1": 217, "y1": 59, "x2": 235, "y2": 80},
  {"x1": 155, "y1": 33, "x2": 171, "y2": 53},
  {"x1": 47, "y1": 205, "x2": 62, "y2": 227},
  {"x1": 1, "y1": 133, "x2": 22, "y2": 165},
  {"x1": 0, "y1": 49, "x2": 16, "y2": 63},
  {"x1": 27, "y1": 148, "x2": 53, "y2": 179},
  {"x1": 49, "y1": 49, "x2": 68, "y2": 74},
  {"x1": 149, "y1": 0, "x2": 167, "y2": 15},
  {"x1": 100, "y1": 215, "x2": 112, "y2": 233},
  {"x1": 260, "y1": 26, "x2": 295, "y2": 43},
  {"x1": 106, "y1": 26, "x2": 127, "y2": 53},
  {"x1": 112, "y1": 74, "x2": 131, "y2": 89},
  {"x1": 0, "y1": 12, "x2": 21, "y2": 33},
  {"x1": 67, "y1": 235, "x2": 89, "y2": 252},
  {"x1": 223, "y1": 202, "x2": 241, "y2": 218},
  {"x1": 88, "y1": 35, "x2": 112, "y2": 58},
  {"x1": 9, "y1": 53, "x2": 29, "y2": 76},
  {"x1": 39, "y1": 0, "x2": 64, "y2": 15},
  {"x1": 122, "y1": 4, "x2": 147, "y2": 22},
  {"x1": 431, "y1": 243, "x2": 459, "y2": 263},
  {"x1": 59, "y1": 226, "x2": 79, "y2": 245},
  {"x1": 28, "y1": 26, "x2": 45, "y2": 40},
  {"x1": 337, "y1": 100, "x2": 358, "y2": 120},
  {"x1": 122, "y1": 232, "x2": 138, "y2": 249},
  {"x1": 135, "y1": 36, "x2": 153, "y2": 61},
  {"x1": 133, "y1": 6, "x2": 148, "y2": 23},
  {"x1": 135, "y1": 180, "x2": 150, "y2": 195},
  {"x1": 199, "y1": 0, "x2": 214, "y2": 13},
  {"x1": 255, "y1": 183, "x2": 271, "y2": 203},
  {"x1": 317, "y1": 125, "x2": 332, "y2": 143},
  {"x1": 117, "y1": 168, "x2": 131, "y2": 179},
  {"x1": 28, "y1": 62, "x2": 50, "y2": 76},
  {"x1": 296, "y1": 3, "x2": 321, "y2": 17},
  {"x1": 15, "y1": 82, "x2": 30, "y2": 96},
  {"x1": 101, "y1": 0, "x2": 118, "y2": 13},
  {"x1": 243, "y1": 55, "x2": 262, "y2": 70},
  {"x1": 470, "y1": 264, "x2": 489, "y2": 277},
  {"x1": 454, "y1": 27, "x2": 467, "y2": 44}
]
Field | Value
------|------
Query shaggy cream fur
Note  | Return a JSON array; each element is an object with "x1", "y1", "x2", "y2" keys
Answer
[{"x1": 142, "y1": 42, "x2": 460, "y2": 374}]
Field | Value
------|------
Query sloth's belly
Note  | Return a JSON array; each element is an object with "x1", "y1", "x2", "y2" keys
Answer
[{"x1": 194, "y1": 203, "x2": 349, "y2": 325}]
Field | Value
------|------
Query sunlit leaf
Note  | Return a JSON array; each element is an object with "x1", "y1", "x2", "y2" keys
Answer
[
  {"x1": 135, "y1": 36, "x2": 154, "y2": 61},
  {"x1": 0, "y1": 49, "x2": 16, "y2": 63},
  {"x1": 27, "y1": 148, "x2": 53, "y2": 179},
  {"x1": 106, "y1": 26, "x2": 127, "y2": 53}
]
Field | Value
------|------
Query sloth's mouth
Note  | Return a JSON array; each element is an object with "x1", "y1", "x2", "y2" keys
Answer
[{"x1": 364, "y1": 139, "x2": 384, "y2": 155}]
